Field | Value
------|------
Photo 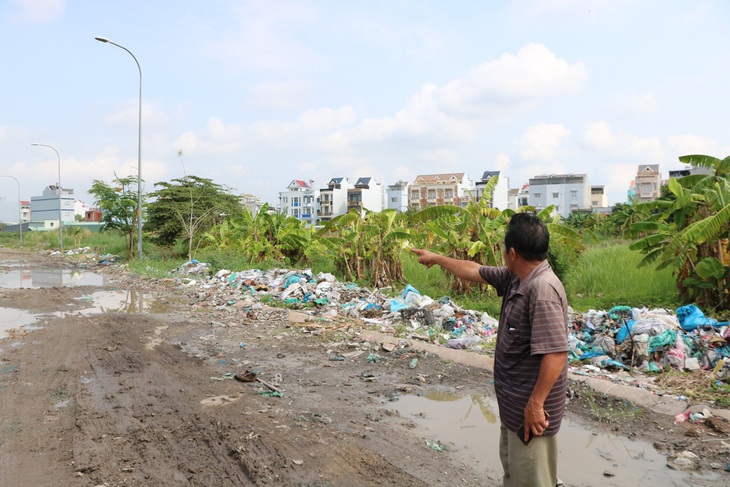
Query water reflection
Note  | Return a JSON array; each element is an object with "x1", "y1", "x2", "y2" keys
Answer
[
  {"x1": 0, "y1": 269, "x2": 105, "y2": 288},
  {"x1": 391, "y1": 394, "x2": 719, "y2": 486},
  {"x1": 78, "y1": 290, "x2": 175, "y2": 314},
  {"x1": 0, "y1": 306, "x2": 40, "y2": 338}
]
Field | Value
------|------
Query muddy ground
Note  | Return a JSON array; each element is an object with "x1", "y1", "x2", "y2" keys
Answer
[{"x1": 0, "y1": 249, "x2": 728, "y2": 487}]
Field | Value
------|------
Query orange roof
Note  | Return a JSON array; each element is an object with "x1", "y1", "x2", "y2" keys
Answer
[{"x1": 413, "y1": 173, "x2": 465, "y2": 183}]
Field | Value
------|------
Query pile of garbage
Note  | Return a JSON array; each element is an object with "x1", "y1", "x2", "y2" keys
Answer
[
  {"x1": 171, "y1": 262, "x2": 498, "y2": 350},
  {"x1": 170, "y1": 260, "x2": 730, "y2": 377},
  {"x1": 569, "y1": 305, "x2": 730, "y2": 377}
]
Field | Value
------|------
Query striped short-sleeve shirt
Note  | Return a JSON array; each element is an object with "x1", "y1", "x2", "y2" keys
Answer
[{"x1": 479, "y1": 260, "x2": 568, "y2": 436}]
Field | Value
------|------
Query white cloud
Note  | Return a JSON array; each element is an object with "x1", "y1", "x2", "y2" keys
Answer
[
  {"x1": 343, "y1": 84, "x2": 473, "y2": 146},
  {"x1": 105, "y1": 101, "x2": 169, "y2": 128},
  {"x1": 175, "y1": 118, "x2": 243, "y2": 156},
  {"x1": 205, "y1": 0, "x2": 320, "y2": 72},
  {"x1": 519, "y1": 123, "x2": 571, "y2": 160},
  {"x1": 248, "y1": 80, "x2": 312, "y2": 111},
  {"x1": 613, "y1": 92, "x2": 660, "y2": 115},
  {"x1": 493, "y1": 152, "x2": 510, "y2": 172},
  {"x1": 667, "y1": 134, "x2": 730, "y2": 159},
  {"x1": 418, "y1": 148, "x2": 460, "y2": 164},
  {"x1": 581, "y1": 121, "x2": 664, "y2": 161},
  {"x1": 225, "y1": 164, "x2": 249, "y2": 177},
  {"x1": 10, "y1": 0, "x2": 65, "y2": 24},
  {"x1": 581, "y1": 121, "x2": 615, "y2": 149},
  {"x1": 435, "y1": 43, "x2": 587, "y2": 117}
]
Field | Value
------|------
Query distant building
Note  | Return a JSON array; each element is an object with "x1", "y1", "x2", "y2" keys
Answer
[
  {"x1": 318, "y1": 177, "x2": 353, "y2": 223},
  {"x1": 277, "y1": 180, "x2": 318, "y2": 226},
  {"x1": 30, "y1": 185, "x2": 74, "y2": 228},
  {"x1": 20, "y1": 201, "x2": 30, "y2": 223},
  {"x1": 590, "y1": 185, "x2": 608, "y2": 209},
  {"x1": 385, "y1": 180, "x2": 409, "y2": 212},
  {"x1": 239, "y1": 193, "x2": 265, "y2": 216},
  {"x1": 528, "y1": 174, "x2": 590, "y2": 219},
  {"x1": 507, "y1": 184, "x2": 530, "y2": 210},
  {"x1": 475, "y1": 171, "x2": 509, "y2": 209},
  {"x1": 668, "y1": 165, "x2": 713, "y2": 179},
  {"x1": 85, "y1": 209, "x2": 103, "y2": 222},
  {"x1": 635, "y1": 164, "x2": 661, "y2": 203},
  {"x1": 408, "y1": 173, "x2": 475, "y2": 210},
  {"x1": 74, "y1": 200, "x2": 88, "y2": 219},
  {"x1": 346, "y1": 177, "x2": 384, "y2": 213},
  {"x1": 627, "y1": 180, "x2": 637, "y2": 202}
]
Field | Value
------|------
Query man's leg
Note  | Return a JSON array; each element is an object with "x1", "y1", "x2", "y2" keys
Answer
[
  {"x1": 502, "y1": 425, "x2": 558, "y2": 487},
  {"x1": 499, "y1": 425, "x2": 511, "y2": 486}
]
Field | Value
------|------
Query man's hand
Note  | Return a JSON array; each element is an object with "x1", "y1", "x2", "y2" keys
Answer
[
  {"x1": 524, "y1": 401, "x2": 550, "y2": 440},
  {"x1": 411, "y1": 248, "x2": 439, "y2": 267}
]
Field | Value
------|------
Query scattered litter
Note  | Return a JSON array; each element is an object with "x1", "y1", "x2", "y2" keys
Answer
[
  {"x1": 366, "y1": 353, "x2": 382, "y2": 364},
  {"x1": 234, "y1": 370, "x2": 257, "y2": 382},
  {"x1": 425, "y1": 439, "x2": 449, "y2": 452}
]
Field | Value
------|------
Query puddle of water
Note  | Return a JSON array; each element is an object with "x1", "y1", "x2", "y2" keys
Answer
[
  {"x1": 0, "y1": 306, "x2": 41, "y2": 338},
  {"x1": 0, "y1": 269, "x2": 106, "y2": 288},
  {"x1": 391, "y1": 393, "x2": 719, "y2": 486},
  {"x1": 77, "y1": 290, "x2": 176, "y2": 314}
]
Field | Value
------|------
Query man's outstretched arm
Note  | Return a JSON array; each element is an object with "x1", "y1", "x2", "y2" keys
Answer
[{"x1": 411, "y1": 248, "x2": 486, "y2": 283}]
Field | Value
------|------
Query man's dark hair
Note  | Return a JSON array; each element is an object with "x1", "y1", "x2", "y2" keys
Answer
[{"x1": 504, "y1": 212, "x2": 549, "y2": 261}]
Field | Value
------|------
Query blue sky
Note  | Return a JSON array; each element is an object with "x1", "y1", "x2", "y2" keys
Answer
[{"x1": 1, "y1": 0, "x2": 729, "y2": 209}]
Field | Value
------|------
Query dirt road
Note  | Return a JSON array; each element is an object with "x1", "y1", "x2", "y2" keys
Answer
[{"x1": 0, "y1": 249, "x2": 727, "y2": 486}]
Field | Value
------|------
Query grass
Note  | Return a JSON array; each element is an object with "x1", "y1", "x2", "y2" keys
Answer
[
  {"x1": 654, "y1": 368, "x2": 730, "y2": 408},
  {"x1": 564, "y1": 240, "x2": 679, "y2": 312},
  {"x1": 13, "y1": 229, "x2": 681, "y2": 315}
]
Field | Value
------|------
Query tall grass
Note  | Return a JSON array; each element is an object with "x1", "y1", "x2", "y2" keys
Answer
[
  {"x1": 15, "y1": 228, "x2": 680, "y2": 314},
  {"x1": 564, "y1": 241, "x2": 679, "y2": 311}
]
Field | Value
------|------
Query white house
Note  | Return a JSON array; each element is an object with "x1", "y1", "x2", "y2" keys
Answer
[
  {"x1": 346, "y1": 177, "x2": 384, "y2": 214},
  {"x1": 30, "y1": 185, "x2": 74, "y2": 227},
  {"x1": 385, "y1": 180, "x2": 409, "y2": 212},
  {"x1": 475, "y1": 170, "x2": 509, "y2": 209},
  {"x1": 239, "y1": 193, "x2": 266, "y2": 216},
  {"x1": 528, "y1": 174, "x2": 590, "y2": 219},
  {"x1": 318, "y1": 177, "x2": 353, "y2": 223},
  {"x1": 277, "y1": 180, "x2": 318, "y2": 226}
]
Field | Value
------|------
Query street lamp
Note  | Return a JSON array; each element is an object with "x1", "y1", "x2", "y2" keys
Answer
[
  {"x1": 0, "y1": 175, "x2": 22, "y2": 244},
  {"x1": 31, "y1": 143, "x2": 62, "y2": 252},
  {"x1": 95, "y1": 36, "x2": 143, "y2": 259}
]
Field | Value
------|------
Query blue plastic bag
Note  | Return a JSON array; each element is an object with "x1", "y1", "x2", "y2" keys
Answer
[{"x1": 676, "y1": 305, "x2": 717, "y2": 331}]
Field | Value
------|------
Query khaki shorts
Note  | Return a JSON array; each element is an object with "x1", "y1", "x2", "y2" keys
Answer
[{"x1": 499, "y1": 424, "x2": 558, "y2": 487}]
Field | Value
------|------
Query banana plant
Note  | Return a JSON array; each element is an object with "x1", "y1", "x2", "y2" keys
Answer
[{"x1": 630, "y1": 155, "x2": 730, "y2": 309}]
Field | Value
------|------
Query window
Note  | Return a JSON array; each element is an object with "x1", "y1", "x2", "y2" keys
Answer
[
  {"x1": 641, "y1": 183, "x2": 651, "y2": 194},
  {"x1": 571, "y1": 190, "x2": 577, "y2": 198},
  {"x1": 552, "y1": 192, "x2": 559, "y2": 199},
  {"x1": 445, "y1": 189, "x2": 453, "y2": 198},
  {"x1": 391, "y1": 197, "x2": 398, "y2": 203},
  {"x1": 534, "y1": 193, "x2": 541, "y2": 198},
  {"x1": 411, "y1": 191, "x2": 419, "y2": 200},
  {"x1": 428, "y1": 189, "x2": 436, "y2": 200}
]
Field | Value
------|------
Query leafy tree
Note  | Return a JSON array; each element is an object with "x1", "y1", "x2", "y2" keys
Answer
[
  {"x1": 203, "y1": 203, "x2": 313, "y2": 264},
  {"x1": 89, "y1": 175, "x2": 142, "y2": 260},
  {"x1": 318, "y1": 208, "x2": 411, "y2": 287},
  {"x1": 604, "y1": 198, "x2": 646, "y2": 237},
  {"x1": 630, "y1": 154, "x2": 730, "y2": 310},
  {"x1": 146, "y1": 175, "x2": 244, "y2": 259}
]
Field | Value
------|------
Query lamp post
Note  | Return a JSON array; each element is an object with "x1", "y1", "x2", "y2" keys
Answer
[
  {"x1": 95, "y1": 36, "x2": 143, "y2": 259},
  {"x1": 0, "y1": 175, "x2": 22, "y2": 244},
  {"x1": 31, "y1": 143, "x2": 62, "y2": 252}
]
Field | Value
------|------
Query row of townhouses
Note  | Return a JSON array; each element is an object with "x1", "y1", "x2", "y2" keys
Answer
[
  {"x1": 275, "y1": 162, "x2": 712, "y2": 225},
  {"x1": 0, "y1": 163, "x2": 711, "y2": 230}
]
